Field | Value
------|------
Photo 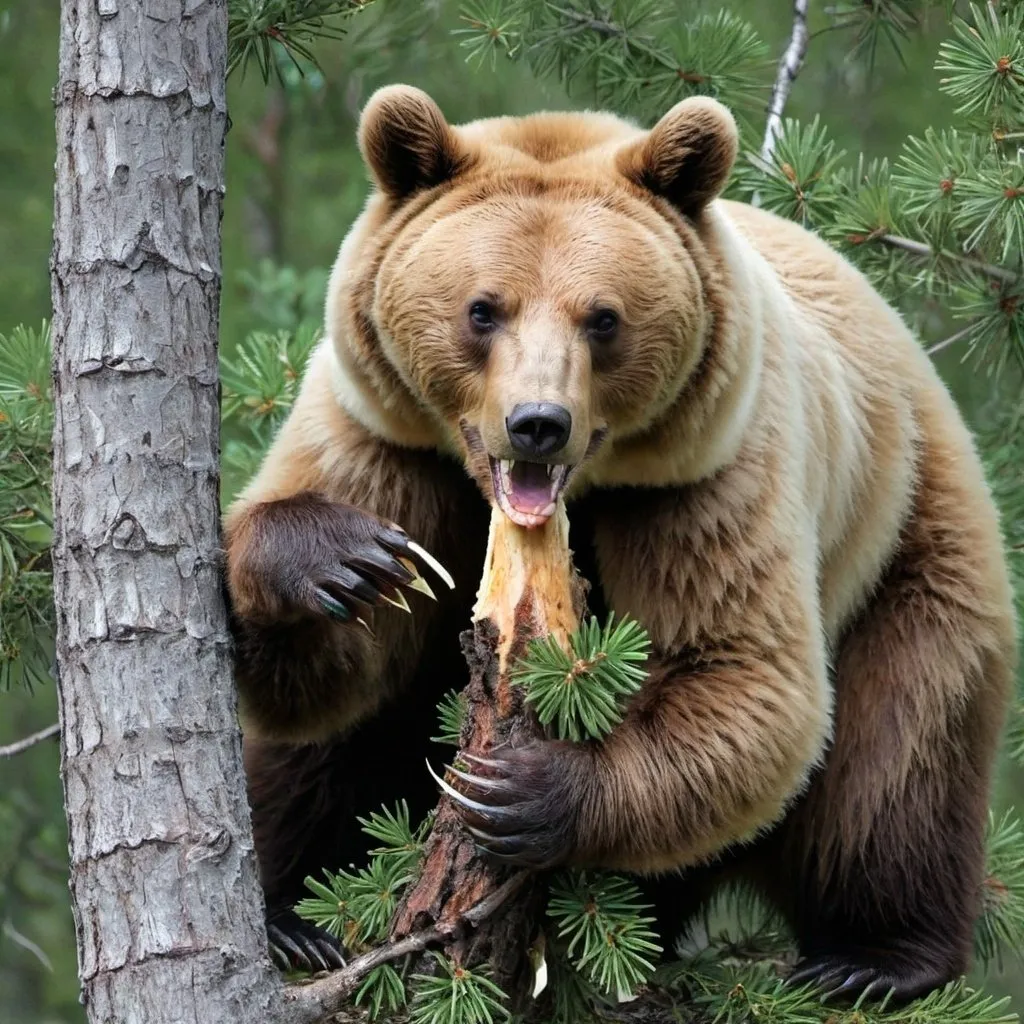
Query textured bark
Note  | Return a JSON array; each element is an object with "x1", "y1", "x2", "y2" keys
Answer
[
  {"x1": 392, "y1": 506, "x2": 585, "y2": 1009},
  {"x1": 49, "y1": 2, "x2": 286, "y2": 1021}
]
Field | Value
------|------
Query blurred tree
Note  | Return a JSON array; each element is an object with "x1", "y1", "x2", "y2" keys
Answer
[{"x1": 1, "y1": 0, "x2": 1022, "y2": 1022}]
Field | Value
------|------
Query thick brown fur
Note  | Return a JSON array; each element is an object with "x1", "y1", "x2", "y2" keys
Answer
[{"x1": 223, "y1": 86, "x2": 1018, "y2": 1001}]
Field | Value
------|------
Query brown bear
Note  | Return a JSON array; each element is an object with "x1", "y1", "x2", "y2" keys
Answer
[{"x1": 223, "y1": 84, "x2": 1019, "y2": 1002}]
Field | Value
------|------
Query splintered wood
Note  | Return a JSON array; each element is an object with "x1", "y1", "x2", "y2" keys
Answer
[{"x1": 391, "y1": 504, "x2": 583, "y2": 1006}]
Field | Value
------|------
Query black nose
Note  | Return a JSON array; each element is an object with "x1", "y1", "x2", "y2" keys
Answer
[{"x1": 506, "y1": 402, "x2": 572, "y2": 458}]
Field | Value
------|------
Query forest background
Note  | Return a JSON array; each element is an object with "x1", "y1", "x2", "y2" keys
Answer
[{"x1": 0, "y1": 1, "x2": 1021, "y2": 1021}]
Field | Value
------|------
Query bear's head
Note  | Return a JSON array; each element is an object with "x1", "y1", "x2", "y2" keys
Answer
[{"x1": 327, "y1": 85, "x2": 743, "y2": 527}]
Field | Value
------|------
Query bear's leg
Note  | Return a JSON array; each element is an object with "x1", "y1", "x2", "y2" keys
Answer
[
  {"x1": 776, "y1": 437, "x2": 1015, "y2": 1003},
  {"x1": 245, "y1": 679, "x2": 447, "y2": 973}
]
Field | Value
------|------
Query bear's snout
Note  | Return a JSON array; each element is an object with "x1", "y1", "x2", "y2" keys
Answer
[{"x1": 505, "y1": 402, "x2": 572, "y2": 458}]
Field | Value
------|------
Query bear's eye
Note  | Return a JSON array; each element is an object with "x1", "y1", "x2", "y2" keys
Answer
[
  {"x1": 469, "y1": 301, "x2": 496, "y2": 331},
  {"x1": 588, "y1": 309, "x2": 619, "y2": 341}
]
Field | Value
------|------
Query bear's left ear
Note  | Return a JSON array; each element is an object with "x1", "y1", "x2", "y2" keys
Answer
[
  {"x1": 616, "y1": 97, "x2": 738, "y2": 218},
  {"x1": 358, "y1": 84, "x2": 472, "y2": 201}
]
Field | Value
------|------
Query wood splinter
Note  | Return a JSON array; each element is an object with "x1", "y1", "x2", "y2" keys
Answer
[{"x1": 391, "y1": 503, "x2": 585, "y2": 1006}]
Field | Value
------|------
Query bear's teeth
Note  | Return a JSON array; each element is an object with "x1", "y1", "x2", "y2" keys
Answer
[{"x1": 546, "y1": 464, "x2": 554, "y2": 479}]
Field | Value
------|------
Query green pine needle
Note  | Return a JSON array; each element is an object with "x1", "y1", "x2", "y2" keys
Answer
[
  {"x1": 738, "y1": 116, "x2": 847, "y2": 227},
  {"x1": 456, "y1": 1, "x2": 771, "y2": 124},
  {"x1": 410, "y1": 952, "x2": 510, "y2": 1024},
  {"x1": 0, "y1": 321, "x2": 55, "y2": 690},
  {"x1": 354, "y1": 963, "x2": 408, "y2": 1020},
  {"x1": 432, "y1": 689, "x2": 467, "y2": 747},
  {"x1": 296, "y1": 852, "x2": 415, "y2": 948},
  {"x1": 220, "y1": 322, "x2": 321, "y2": 424},
  {"x1": 227, "y1": 0, "x2": 378, "y2": 83},
  {"x1": 511, "y1": 613, "x2": 651, "y2": 742},
  {"x1": 357, "y1": 799, "x2": 430, "y2": 875},
  {"x1": 829, "y1": 0, "x2": 920, "y2": 71},
  {"x1": 547, "y1": 871, "x2": 662, "y2": 1002},
  {"x1": 936, "y1": 3, "x2": 1024, "y2": 123},
  {"x1": 976, "y1": 810, "x2": 1024, "y2": 970}
]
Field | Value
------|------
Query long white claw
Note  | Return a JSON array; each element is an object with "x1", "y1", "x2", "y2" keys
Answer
[
  {"x1": 399, "y1": 558, "x2": 437, "y2": 600},
  {"x1": 408, "y1": 541, "x2": 456, "y2": 590},
  {"x1": 445, "y1": 763, "x2": 511, "y2": 793},
  {"x1": 425, "y1": 760, "x2": 505, "y2": 818}
]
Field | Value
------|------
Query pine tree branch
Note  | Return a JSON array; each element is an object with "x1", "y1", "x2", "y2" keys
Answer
[
  {"x1": 543, "y1": 4, "x2": 679, "y2": 75},
  {"x1": 760, "y1": 0, "x2": 809, "y2": 162},
  {"x1": 284, "y1": 872, "x2": 529, "y2": 1023},
  {"x1": 877, "y1": 233, "x2": 1021, "y2": 284},
  {"x1": 0, "y1": 722, "x2": 59, "y2": 758},
  {"x1": 926, "y1": 322, "x2": 978, "y2": 357}
]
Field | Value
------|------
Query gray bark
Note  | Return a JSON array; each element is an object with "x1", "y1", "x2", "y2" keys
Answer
[{"x1": 49, "y1": 2, "x2": 286, "y2": 1021}]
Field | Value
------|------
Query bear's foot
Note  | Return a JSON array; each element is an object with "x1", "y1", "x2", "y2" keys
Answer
[
  {"x1": 267, "y1": 907, "x2": 346, "y2": 974},
  {"x1": 787, "y1": 948, "x2": 955, "y2": 1004}
]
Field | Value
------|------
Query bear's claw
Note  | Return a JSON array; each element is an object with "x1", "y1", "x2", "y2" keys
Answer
[
  {"x1": 428, "y1": 742, "x2": 580, "y2": 870},
  {"x1": 267, "y1": 909, "x2": 346, "y2": 974},
  {"x1": 305, "y1": 520, "x2": 454, "y2": 626},
  {"x1": 787, "y1": 951, "x2": 952, "y2": 1004}
]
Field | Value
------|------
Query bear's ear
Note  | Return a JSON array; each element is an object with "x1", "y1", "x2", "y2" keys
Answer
[
  {"x1": 358, "y1": 85, "x2": 470, "y2": 201},
  {"x1": 617, "y1": 97, "x2": 738, "y2": 218}
]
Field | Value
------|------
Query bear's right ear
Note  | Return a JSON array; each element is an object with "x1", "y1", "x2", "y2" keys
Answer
[
  {"x1": 617, "y1": 97, "x2": 738, "y2": 219},
  {"x1": 358, "y1": 85, "x2": 471, "y2": 201}
]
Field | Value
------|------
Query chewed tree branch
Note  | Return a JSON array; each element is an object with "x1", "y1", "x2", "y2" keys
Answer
[
  {"x1": 284, "y1": 872, "x2": 530, "y2": 1024},
  {"x1": 760, "y1": 0, "x2": 810, "y2": 162},
  {"x1": 0, "y1": 722, "x2": 59, "y2": 759}
]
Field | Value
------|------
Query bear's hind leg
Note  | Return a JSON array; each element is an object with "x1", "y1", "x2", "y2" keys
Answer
[
  {"x1": 245, "y1": 686, "x2": 445, "y2": 972},
  {"x1": 778, "y1": 433, "x2": 1016, "y2": 1004}
]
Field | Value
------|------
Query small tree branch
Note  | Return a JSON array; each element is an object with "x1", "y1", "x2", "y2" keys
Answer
[
  {"x1": 284, "y1": 872, "x2": 530, "y2": 1024},
  {"x1": 878, "y1": 233, "x2": 1020, "y2": 285},
  {"x1": 760, "y1": 0, "x2": 809, "y2": 163},
  {"x1": 0, "y1": 722, "x2": 59, "y2": 758},
  {"x1": 926, "y1": 322, "x2": 977, "y2": 357}
]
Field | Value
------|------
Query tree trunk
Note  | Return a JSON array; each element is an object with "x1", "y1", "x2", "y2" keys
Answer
[
  {"x1": 49, "y1": 2, "x2": 284, "y2": 1020},
  {"x1": 392, "y1": 506, "x2": 585, "y2": 1009}
]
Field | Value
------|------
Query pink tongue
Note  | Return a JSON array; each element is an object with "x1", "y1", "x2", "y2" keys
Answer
[{"x1": 509, "y1": 462, "x2": 554, "y2": 513}]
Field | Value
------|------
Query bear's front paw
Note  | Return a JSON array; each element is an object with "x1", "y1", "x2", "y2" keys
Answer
[
  {"x1": 431, "y1": 742, "x2": 587, "y2": 869},
  {"x1": 227, "y1": 492, "x2": 454, "y2": 627}
]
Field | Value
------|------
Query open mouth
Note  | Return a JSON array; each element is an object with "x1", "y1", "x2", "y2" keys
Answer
[{"x1": 489, "y1": 457, "x2": 572, "y2": 528}]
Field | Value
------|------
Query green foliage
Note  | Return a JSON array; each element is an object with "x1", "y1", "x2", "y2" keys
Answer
[
  {"x1": 546, "y1": 871, "x2": 662, "y2": 1002},
  {"x1": 738, "y1": 116, "x2": 846, "y2": 226},
  {"x1": 228, "y1": 0, "x2": 379, "y2": 81},
  {"x1": 410, "y1": 953, "x2": 510, "y2": 1024},
  {"x1": 457, "y1": 0, "x2": 772, "y2": 125},
  {"x1": 295, "y1": 800, "x2": 427, "y2": 947},
  {"x1": 732, "y1": 1, "x2": 1024, "y2": 374},
  {"x1": 977, "y1": 812, "x2": 1024, "y2": 972},
  {"x1": 829, "y1": 0, "x2": 925, "y2": 70},
  {"x1": 432, "y1": 689, "x2": 467, "y2": 746},
  {"x1": 935, "y1": 3, "x2": 1024, "y2": 125},
  {"x1": 639, "y1": 889, "x2": 1020, "y2": 1024},
  {"x1": 297, "y1": 856, "x2": 415, "y2": 947},
  {"x1": 357, "y1": 799, "x2": 431, "y2": 875},
  {"x1": 355, "y1": 963, "x2": 408, "y2": 1020},
  {"x1": 511, "y1": 613, "x2": 651, "y2": 742},
  {"x1": 0, "y1": 322, "x2": 53, "y2": 690}
]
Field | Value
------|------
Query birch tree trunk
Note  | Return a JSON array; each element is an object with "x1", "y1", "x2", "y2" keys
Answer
[{"x1": 49, "y1": 2, "x2": 284, "y2": 1020}]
